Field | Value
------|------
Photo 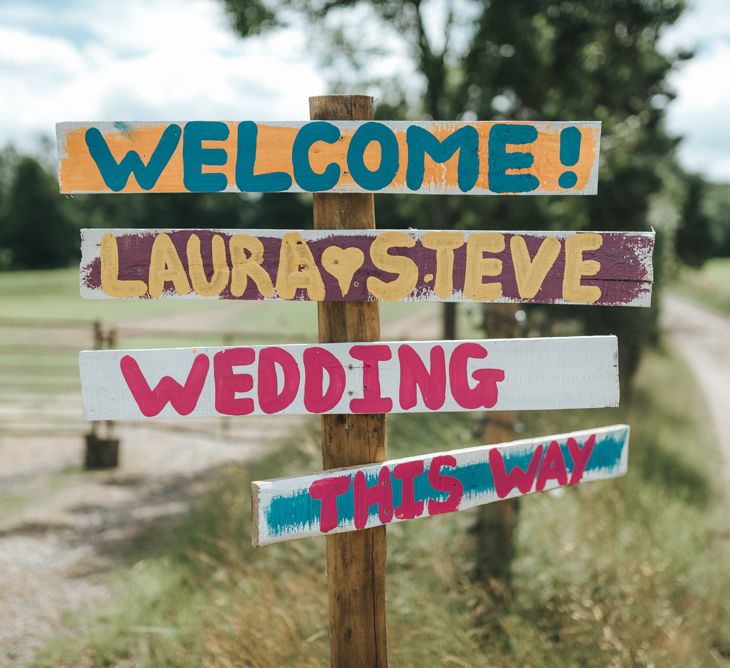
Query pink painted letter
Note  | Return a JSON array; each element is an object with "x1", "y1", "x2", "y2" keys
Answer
[
  {"x1": 214, "y1": 348, "x2": 255, "y2": 415},
  {"x1": 449, "y1": 343, "x2": 505, "y2": 410},
  {"x1": 309, "y1": 475, "x2": 351, "y2": 533},
  {"x1": 120, "y1": 353, "x2": 209, "y2": 417}
]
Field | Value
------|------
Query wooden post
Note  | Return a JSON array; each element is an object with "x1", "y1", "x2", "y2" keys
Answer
[
  {"x1": 474, "y1": 304, "x2": 521, "y2": 583},
  {"x1": 310, "y1": 94, "x2": 388, "y2": 668},
  {"x1": 83, "y1": 321, "x2": 120, "y2": 469}
]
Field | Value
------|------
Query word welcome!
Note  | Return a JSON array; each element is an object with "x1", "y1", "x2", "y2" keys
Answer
[
  {"x1": 252, "y1": 425, "x2": 629, "y2": 545},
  {"x1": 57, "y1": 120, "x2": 601, "y2": 195},
  {"x1": 81, "y1": 229, "x2": 655, "y2": 307},
  {"x1": 79, "y1": 337, "x2": 619, "y2": 421}
]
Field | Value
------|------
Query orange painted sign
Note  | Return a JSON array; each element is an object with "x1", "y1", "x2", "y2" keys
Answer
[{"x1": 56, "y1": 120, "x2": 601, "y2": 195}]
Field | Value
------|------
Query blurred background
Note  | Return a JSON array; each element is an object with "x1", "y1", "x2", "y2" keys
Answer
[{"x1": 0, "y1": 0, "x2": 729, "y2": 666}]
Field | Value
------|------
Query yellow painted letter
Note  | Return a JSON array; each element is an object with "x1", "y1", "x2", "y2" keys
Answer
[
  {"x1": 99, "y1": 232, "x2": 147, "y2": 297},
  {"x1": 186, "y1": 234, "x2": 230, "y2": 297},
  {"x1": 148, "y1": 233, "x2": 191, "y2": 298},
  {"x1": 563, "y1": 233, "x2": 602, "y2": 303},
  {"x1": 229, "y1": 234, "x2": 274, "y2": 298},
  {"x1": 367, "y1": 231, "x2": 418, "y2": 301},
  {"x1": 275, "y1": 232, "x2": 325, "y2": 300},
  {"x1": 421, "y1": 231, "x2": 464, "y2": 299},
  {"x1": 510, "y1": 235, "x2": 561, "y2": 299},
  {"x1": 464, "y1": 233, "x2": 504, "y2": 301}
]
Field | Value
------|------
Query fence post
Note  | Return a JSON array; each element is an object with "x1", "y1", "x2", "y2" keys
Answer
[
  {"x1": 310, "y1": 94, "x2": 388, "y2": 668},
  {"x1": 83, "y1": 321, "x2": 120, "y2": 469}
]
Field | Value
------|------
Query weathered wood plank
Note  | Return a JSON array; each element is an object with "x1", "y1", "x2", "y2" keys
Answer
[
  {"x1": 252, "y1": 424, "x2": 629, "y2": 545},
  {"x1": 79, "y1": 337, "x2": 619, "y2": 421},
  {"x1": 57, "y1": 120, "x2": 601, "y2": 195},
  {"x1": 80, "y1": 228, "x2": 654, "y2": 307}
]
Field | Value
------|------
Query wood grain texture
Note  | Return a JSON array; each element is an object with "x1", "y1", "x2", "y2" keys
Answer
[
  {"x1": 251, "y1": 424, "x2": 630, "y2": 545},
  {"x1": 78, "y1": 337, "x2": 621, "y2": 421},
  {"x1": 80, "y1": 228, "x2": 655, "y2": 307},
  {"x1": 56, "y1": 119, "x2": 601, "y2": 195},
  {"x1": 311, "y1": 94, "x2": 387, "y2": 668}
]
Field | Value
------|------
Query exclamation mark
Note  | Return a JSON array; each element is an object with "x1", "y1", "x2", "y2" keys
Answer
[{"x1": 558, "y1": 127, "x2": 582, "y2": 189}]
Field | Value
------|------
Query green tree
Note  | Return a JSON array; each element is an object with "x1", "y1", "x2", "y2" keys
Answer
[
  {"x1": 221, "y1": 0, "x2": 690, "y2": 366},
  {"x1": 675, "y1": 173, "x2": 713, "y2": 267},
  {"x1": 4, "y1": 156, "x2": 77, "y2": 269},
  {"x1": 702, "y1": 181, "x2": 730, "y2": 256},
  {"x1": 461, "y1": 0, "x2": 688, "y2": 385}
]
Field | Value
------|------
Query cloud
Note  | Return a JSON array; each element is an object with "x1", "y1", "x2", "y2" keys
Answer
[
  {"x1": 660, "y1": 0, "x2": 730, "y2": 181},
  {"x1": 660, "y1": 0, "x2": 730, "y2": 52},
  {"x1": 0, "y1": 0, "x2": 325, "y2": 150},
  {"x1": 665, "y1": 40, "x2": 730, "y2": 181}
]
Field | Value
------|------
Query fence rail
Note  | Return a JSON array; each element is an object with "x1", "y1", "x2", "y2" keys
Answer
[{"x1": 0, "y1": 317, "x2": 313, "y2": 441}]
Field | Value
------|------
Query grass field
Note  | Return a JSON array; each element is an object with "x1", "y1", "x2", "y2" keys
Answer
[
  {"x1": 674, "y1": 258, "x2": 730, "y2": 315},
  {"x1": 31, "y1": 343, "x2": 730, "y2": 667},
  {"x1": 0, "y1": 267, "x2": 439, "y2": 395},
  {"x1": 0, "y1": 267, "x2": 439, "y2": 330},
  {"x1": 0, "y1": 268, "x2": 228, "y2": 323}
]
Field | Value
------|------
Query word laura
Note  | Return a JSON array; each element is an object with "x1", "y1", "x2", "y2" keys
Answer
[
  {"x1": 57, "y1": 120, "x2": 601, "y2": 195},
  {"x1": 78, "y1": 337, "x2": 621, "y2": 421},
  {"x1": 81, "y1": 229, "x2": 655, "y2": 307},
  {"x1": 251, "y1": 425, "x2": 630, "y2": 545}
]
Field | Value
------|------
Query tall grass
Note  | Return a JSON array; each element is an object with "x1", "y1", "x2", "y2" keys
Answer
[
  {"x1": 674, "y1": 258, "x2": 730, "y2": 315},
  {"x1": 33, "y1": 345, "x2": 730, "y2": 667}
]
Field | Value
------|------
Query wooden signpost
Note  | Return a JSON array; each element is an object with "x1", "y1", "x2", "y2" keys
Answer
[
  {"x1": 252, "y1": 425, "x2": 629, "y2": 545},
  {"x1": 58, "y1": 93, "x2": 654, "y2": 667},
  {"x1": 81, "y1": 228, "x2": 655, "y2": 307},
  {"x1": 79, "y1": 337, "x2": 620, "y2": 420}
]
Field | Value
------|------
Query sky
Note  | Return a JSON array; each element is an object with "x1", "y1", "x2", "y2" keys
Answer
[{"x1": 0, "y1": 0, "x2": 728, "y2": 181}]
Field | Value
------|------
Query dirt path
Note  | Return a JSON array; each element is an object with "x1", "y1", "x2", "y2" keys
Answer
[
  {"x1": 0, "y1": 414, "x2": 308, "y2": 665},
  {"x1": 662, "y1": 294, "x2": 730, "y2": 498}
]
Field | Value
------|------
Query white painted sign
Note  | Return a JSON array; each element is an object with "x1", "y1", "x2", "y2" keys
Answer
[
  {"x1": 79, "y1": 337, "x2": 619, "y2": 421},
  {"x1": 252, "y1": 424, "x2": 630, "y2": 545}
]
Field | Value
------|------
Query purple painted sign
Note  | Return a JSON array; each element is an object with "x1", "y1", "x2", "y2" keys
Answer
[{"x1": 80, "y1": 228, "x2": 654, "y2": 307}]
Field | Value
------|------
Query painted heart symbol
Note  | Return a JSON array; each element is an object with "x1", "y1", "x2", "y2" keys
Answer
[{"x1": 321, "y1": 246, "x2": 365, "y2": 297}]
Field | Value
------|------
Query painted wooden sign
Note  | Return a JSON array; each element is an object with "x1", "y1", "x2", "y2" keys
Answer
[
  {"x1": 81, "y1": 228, "x2": 654, "y2": 307},
  {"x1": 57, "y1": 120, "x2": 600, "y2": 195},
  {"x1": 252, "y1": 424, "x2": 629, "y2": 545},
  {"x1": 79, "y1": 337, "x2": 619, "y2": 421}
]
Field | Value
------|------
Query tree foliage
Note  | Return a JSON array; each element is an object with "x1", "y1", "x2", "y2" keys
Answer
[
  {"x1": 675, "y1": 173, "x2": 714, "y2": 267},
  {"x1": 1, "y1": 156, "x2": 76, "y2": 269},
  {"x1": 222, "y1": 0, "x2": 694, "y2": 383},
  {"x1": 701, "y1": 182, "x2": 730, "y2": 256},
  {"x1": 0, "y1": 149, "x2": 312, "y2": 270}
]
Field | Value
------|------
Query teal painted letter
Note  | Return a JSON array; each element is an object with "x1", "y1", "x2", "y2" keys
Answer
[
  {"x1": 183, "y1": 121, "x2": 229, "y2": 192},
  {"x1": 347, "y1": 122, "x2": 399, "y2": 191},
  {"x1": 85, "y1": 124, "x2": 181, "y2": 192},
  {"x1": 406, "y1": 125, "x2": 479, "y2": 192},
  {"x1": 292, "y1": 122, "x2": 341, "y2": 191},
  {"x1": 235, "y1": 121, "x2": 293, "y2": 192},
  {"x1": 488, "y1": 124, "x2": 539, "y2": 193}
]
